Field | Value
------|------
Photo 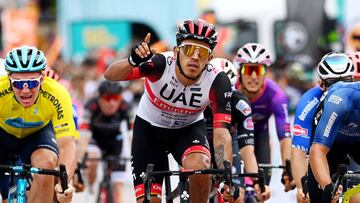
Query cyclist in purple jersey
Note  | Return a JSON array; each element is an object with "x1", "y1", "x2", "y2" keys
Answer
[
  {"x1": 291, "y1": 52, "x2": 354, "y2": 203},
  {"x1": 206, "y1": 58, "x2": 271, "y2": 202},
  {"x1": 234, "y1": 43, "x2": 292, "y2": 191}
]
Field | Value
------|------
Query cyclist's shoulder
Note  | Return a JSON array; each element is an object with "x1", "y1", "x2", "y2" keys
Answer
[
  {"x1": 0, "y1": 75, "x2": 11, "y2": 93},
  {"x1": 232, "y1": 90, "x2": 250, "y2": 104},
  {"x1": 42, "y1": 77, "x2": 69, "y2": 92},
  {"x1": 84, "y1": 97, "x2": 99, "y2": 111},
  {"x1": 297, "y1": 86, "x2": 323, "y2": 107},
  {"x1": 40, "y1": 77, "x2": 71, "y2": 103},
  {"x1": 327, "y1": 81, "x2": 360, "y2": 96},
  {"x1": 151, "y1": 52, "x2": 172, "y2": 66},
  {"x1": 264, "y1": 78, "x2": 286, "y2": 96}
]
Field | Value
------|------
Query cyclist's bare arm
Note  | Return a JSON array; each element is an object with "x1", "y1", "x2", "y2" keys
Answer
[
  {"x1": 309, "y1": 143, "x2": 331, "y2": 188},
  {"x1": 105, "y1": 59, "x2": 133, "y2": 81},
  {"x1": 213, "y1": 127, "x2": 233, "y2": 168},
  {"x1": 76, "y1": 130, "x2": 92, "y2": 161},
  {"x1": 291, "y1": 147, "x2": 308, "y2": 189},
  {"x1": 280, "y1": 137, "x2": 292, "y2": 165},
  {"x1": 105, "y1": 33, "x2": 152, "y2": 81},
  {"x1": 240, "y1": 145, "x2": 258, "y2": 173},
  {"x1": 58, "y1": 136, "x2": 77, "y2": 180}
]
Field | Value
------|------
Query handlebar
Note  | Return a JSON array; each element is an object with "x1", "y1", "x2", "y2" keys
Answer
[
  {"x1": 285, "y1": 159, "x2": 293, "y2": 182},
  {"x1": 331, "y1": 164, "x2": 347, "y2": 198},
  {"x1": 257, "y1": 168, "x2": 266, "y2": 193},
  {"x1": 59, "y1": 164, "x2": 68, "y2": 193},
  {"x1": 0, "y1": 163, "x2": 69, "y2": 193},
  {"x1": 142, "y1": 160, "x2": 265, "y2": 202},
  {"x1": 259, "y1": 159, "x2": 293, "y2": 184}
]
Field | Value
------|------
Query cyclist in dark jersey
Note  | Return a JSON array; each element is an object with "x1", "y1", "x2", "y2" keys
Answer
[
  {"x1": 233, "y1": 43, "x2": 292, "y2": 190},
  {"x1": 205, "y1": 58, "x2": 271, "y2": 202},
  {"x1": 291, "y1": 52, "x2": 354, "y2": 203},
  {"x1": 105, "y1": 19, "x2": 236, "y2": 203},
  {"x1": 79, "y1": 80, "x2": 132, "y2": 201},
  {"x1": 309, "y1": 81, "x2": 360, "y2": 203}
]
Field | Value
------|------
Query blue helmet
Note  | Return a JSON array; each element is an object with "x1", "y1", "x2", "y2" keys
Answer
[{"x1": 5, "y1": 46, "x2": 47, "y2": 73}]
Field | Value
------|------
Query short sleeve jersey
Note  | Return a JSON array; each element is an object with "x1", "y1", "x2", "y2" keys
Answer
[
  {"x1": 313, "y1": 82, "x2": 360, "y2": 148},
  {"x1": 126, "y1": 51, "x2": 232, "y2": 129},
  {"x1": 249, "y1": 79, "x2": 291, "y2": 140},
  {"x1": 0, "y1": 76, "x2": 77, "y2": 139},
  {"x1": 292, "y1": 86, "x2": 323, "y2": 153}
]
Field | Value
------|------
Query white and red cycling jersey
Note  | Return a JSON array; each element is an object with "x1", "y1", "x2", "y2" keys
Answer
[{"x1": 125, "y1": 51, "x2": 232, "y2": 129}]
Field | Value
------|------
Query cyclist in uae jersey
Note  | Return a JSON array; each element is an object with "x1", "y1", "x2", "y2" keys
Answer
[
  {"x1": 309, "y1": 81, "x2": 360, "y2": 203},
  {"x1": 205, "y1": 58, "x2": 271, "y2": 202},
  {"x1": 0, "y1": 46, "x2": 76, "y2": 203},
  {"x1": 291, "y1": 52, "x2": 354, "y2": 203},
  {"x1": 233, "y1": 43, "x2": 292, "y2": 189},
  {"x1": 105, "y1": 19, "x2": 235, "y2": 203}
]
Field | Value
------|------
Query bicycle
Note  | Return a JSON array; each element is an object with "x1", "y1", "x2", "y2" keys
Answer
[
  {"x1": 142, "y1": 160, "x2": 266, "y2": 203},
  {"x1": 240, "y1": 159, "x2": 292, "y2": 203},
  {"x1": 0, "y1": 163, "x2": 68, "y2": 203},
  {"x1": 82, "y1": 154, "x2": 130, "y2": 203},
  {"x1": 328, "y1": 164, "x2": 360, "y2": 203}
]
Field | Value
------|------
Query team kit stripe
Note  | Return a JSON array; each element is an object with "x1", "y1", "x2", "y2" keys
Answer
[{"x1": 144, "y1": 79, "x2": 204, "y2": 114}]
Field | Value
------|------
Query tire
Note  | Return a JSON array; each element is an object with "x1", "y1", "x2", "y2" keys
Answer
[
  {"x1": 97, "y1": 181, "x2": 115, "y2": 203},
  {"x1": 245, "y1": 196, "x2": 257, "y2": 203}
]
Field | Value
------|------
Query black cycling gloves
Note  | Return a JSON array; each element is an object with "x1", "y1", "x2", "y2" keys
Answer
[
  {"x1": 128, "y1": 42, "x2": 154, "y2": 66},
  {"x1": 322, "y1": 183, "x2": 335, "y2": 203}
]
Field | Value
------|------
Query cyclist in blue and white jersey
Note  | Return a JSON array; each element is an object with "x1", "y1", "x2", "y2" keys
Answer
[
  {"x1": 309, "y1": 81, "x2": 360, "y2": 203},
  {"x1": 291, "y1": 52, "x2": 354, "y2": 203}
]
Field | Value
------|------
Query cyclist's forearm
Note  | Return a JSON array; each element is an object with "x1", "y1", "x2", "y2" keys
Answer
[
  {"x1": 240, "y1": 145, "x2": 258, "y2": 173},
  {"x1": 291, "y1": 147, "x2": 308, "y2": 188},
  {"x1": 58, "y1": 136, "x2": 77, "y2": 181},
  {"x1": 104, "y1": 59, "x2": 133, "y2": 81},
  {"x1": 309, "y1": 143, "x2": 331, "y2": 189},
  {"x1": 213, "y1": 128, "x2": 233, "y2": 168},
  {"x1": 76, "y1": 131, "x2": 91, "y2": 162},
  {"x1": 280, "y1": 137, "x2": 292, "y2": 164}
]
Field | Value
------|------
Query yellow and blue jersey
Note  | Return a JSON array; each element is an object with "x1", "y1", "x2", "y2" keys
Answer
[{"x1": 0, "y1": 76, "x2": 77, "y2": 139}]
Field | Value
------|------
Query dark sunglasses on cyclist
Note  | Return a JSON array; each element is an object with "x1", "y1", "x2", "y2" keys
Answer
[
  {"x1": 240, "y1": 64, "x2": 267, "y2": 76},
  {"x1": 101, "y1": 94, "x2": 121, "y2": 102},
  {"x1": 352, "y1": 35, "x2": 360, "y2": 40},
  {"x1": 9, "y1": 76, "x2": 41, "y2": 90},
  {"x1": 324, "y1": 76, "x2": 353, "y2": 87},
  {"x1": 178, "y1": 43, "x2": 211, "y2": 60}
]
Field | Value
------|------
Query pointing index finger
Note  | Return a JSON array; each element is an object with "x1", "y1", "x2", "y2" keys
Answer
[{"x1": 144, "y1": 33, "x2": 151, "y2": 44}]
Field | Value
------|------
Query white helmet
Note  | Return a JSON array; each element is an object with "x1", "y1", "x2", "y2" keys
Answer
[
  {"x1": 234, "y1": 43, "x2": 271, "y2": 67},
  {"x1": 209, "y1": 58, "x2": 238, "y2": 85},
  {"x1": 317, "y1": 52, "x2": 354, "y2": 80}
]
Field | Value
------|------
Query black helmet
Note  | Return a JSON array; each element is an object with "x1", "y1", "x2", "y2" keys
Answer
[
  {"x1": 98, "y1": 80, "x2": 122, "y2": 95},
  {"x1": 176, "y1": 19, "x2": 218, "y2": 50}
]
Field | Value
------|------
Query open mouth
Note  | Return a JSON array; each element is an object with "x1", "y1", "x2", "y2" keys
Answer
[{"x1": 20, "y1": 95, "x2": 33, "y2": 101}]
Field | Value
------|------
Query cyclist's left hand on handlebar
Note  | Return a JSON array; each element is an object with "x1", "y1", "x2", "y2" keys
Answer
[
  {"x1": 55, "y1": 183, "x2": 74, "y2": 203},
  {"x1": 281, "y1": 172, "x2": 296, "y2": 192},
  {"x1": 222, "y1": 184, "x2": 240, "y2": 202},
  {"x1": 296, "y1": 188, "x2": 310, "y2": 203},
  {"x1": 322, "y1": 183, "x2": 342, "y2": 203},
  {"x1": 254, "y1": 183, "x2": 271, "y2": 201}
]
